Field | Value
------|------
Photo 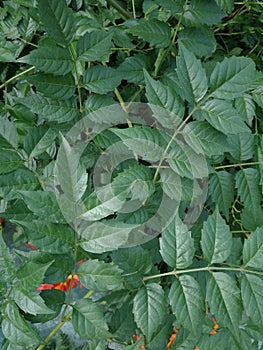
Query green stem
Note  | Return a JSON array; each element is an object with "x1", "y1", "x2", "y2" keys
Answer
[
  {"x1": 107, "y1": 0, "x2": 132, "y2": 19},
  {"x1": 0, "y1": 66, "x2": 35, "y2": 89},
  {"x1": 214, "y1": 161, "x2": 263, "y2": 170}
]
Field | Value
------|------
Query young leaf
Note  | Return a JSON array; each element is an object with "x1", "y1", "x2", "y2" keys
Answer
[
  {"x1": 169, "y1": 275, "x2": 205, "y2": 334},
  {"x1": 38, "y1": 0, "x2": 76, "y2": 46},
  {"x1": 84, "y1": 65, "x2": 121, "y2": 94},
  {"x1": 78, "y1": 259, "x2": 124, "y2": 291},
  {"x1": 241, "y1": 274, "x2": 263, "y2": 327},
  {"x1": 128, "y1": 19, "x2": 171, "y2": 48},
  {"x1": 176, "y1": 44, "x2": 208, "y2": 104},
  {"x1": 210, "y1": 56, "x2": 256, "y2": 99},
  {"x1": 77, "y1": 30, "x2": 113, "y2": 62},
  {"x1": 133, "y1": 283, "x2": 168, "y2": 341},
  {"x1": 159, "y1": 213, "x2": 195, "y2": 268},
  {"x1": 209, "y1": 171, "x2": 235, "y2": 218},
  {"x1": 201, "y1": 207, "x2": 232, "y2": 264},
  {"x1": 243, "y1": 227, "x2": 263, "y2": 269},
  {"x1": 0, "y1": 150, "x2": 24, "y2": 174},
  {"x1": 206, "y1": 272, "x2": 242, "y2": 338},
  {"x1": 2, "y1": 302, "x2": 41, "y2": 347},
  {"x1": 72, "y1": 299, "x2": 110, "y2": 339}
]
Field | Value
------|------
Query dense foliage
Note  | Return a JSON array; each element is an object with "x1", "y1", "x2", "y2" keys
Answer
[{"x1": 0, "y1": 0, "x2": 263, "y2": 349}]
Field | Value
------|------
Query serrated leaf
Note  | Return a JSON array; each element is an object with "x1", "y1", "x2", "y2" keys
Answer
[
  {"x1": 21, "y1": 93, "x2": 79, "y2": 123},
  {"x1": 72, "y1": 299, "x2": 110, "y2": 339},
  {"x1": 38, "y1": 0, "x2": 75, "y2": 45},
  {"x1": 27, "y1": 73, "x2": 75, "y2": 100},
  {"x1": 235, "y1": 94, "x2": 255, "y2": 126},
  {"x1": 133, "y1": 283, "x2": 167, "y2": 341},
  {"x1": 169, "y1": 275, "x2": 205, "y2": 334},
  {"x1": 159, "y1": 168, "x2": 182, "y2": 200},
  {"x1": 0, "y1": 117, "x2": 18, "y2": 149},
  {"x1": 206, "y1": 272, "x2": 242, "y2": 338},
  {"x1": 209, "y1": 171, "x2": 235, "y2": 218},
  {"x1": 0, "y1": 149, "x2": 24, "y2": 175},
  {"x1": 227, "y1": 132, "x2": 254, "y2": 161},
  {"x1": 2, "y1": 302, "x2": 41, "y2": 347},
  {"x1": 84, "y1": 66, "x2": 121, "y2": 94},
  {"x1": 199, "y1": 99, "x2": 249, "y2": 134},
  {"x1": 0, "y1": 168, "x2": 38, "y2": 201},
  {"x1": 176, "y1": 44, "x2": 208, "y2": 104},
  {"x1": 0, "y1": 235, "x2": 15, "y2": 282},
  {"x1": 109, "y1": 303, "x2": 136, "y2": 340},
  {"x1": 77, "y1": 30, "x2": 113, "y2": 62},
  {"x1": 201, "y1": 207, "x2": 232, "y2": 264},
  {"x1": 118, "y1": 55, "x2": 147, "y2": 84},
  {"x1": 19, "y1": 46, "x2": 73, "y2": 75},
  {"x1": 243, "y1": 227, "x2": 263, "y2": 268},
  {"x1": 183, "y1": 0, "x2": 225, "y2": 26},
  {"x1": 24, "y1": 126, "x2": 57, "y2": 158},
  {"x1": 178, "y1": 27, "x2": 216, "y2": 58},
  {"x1": 144, "y1": 70, "x2": 184, "y2": 127},
  {"x1": 210, "y1": 56, "x2": 256, "y2": 99},
  {"x1": 128, "y1": 19, "x2": 171, "y2": 48},
  {"x1": 241, "y1": 274, "x2": 263, "y2": 327},
  {"x1": 15, "y1": 221, "x2": 74, "y2": 253},
  {"x1": 159, "y1": 213, "x2": 195, "y2": 268},
  {"x1": 78, "y1": 259, "x2": 124, "y2": 291},
  {"x1": 13, "y1": 289, "x2": 54, "y2": 315}
]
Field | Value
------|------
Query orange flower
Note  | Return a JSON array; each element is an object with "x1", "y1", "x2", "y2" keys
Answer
[
  {"x1": 25, "y1": 242, "x2": 39, "y2": 250},
  {"x1": 166, "y1": 327, "x2": 180, "y2": 349},
  {"x1": 209, "y1": 329, "x2": 217, "y2": 335},
  {"x1": 37, "y1": 274, "x2": 82, "y2": 291}
]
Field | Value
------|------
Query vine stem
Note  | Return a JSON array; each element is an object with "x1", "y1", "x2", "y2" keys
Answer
[
  {"x1": 214, "y1": 161, "x2": 263, "y2": 170},
  {"x1": 143, "y1": 265, "x2": 263, "y2": 282},
  {"x1": 0, "y1": 66, "x2": 35, "y2": 89},
  {"x1": 36, "y1": 290, "x2": 94, "y2": 350}
]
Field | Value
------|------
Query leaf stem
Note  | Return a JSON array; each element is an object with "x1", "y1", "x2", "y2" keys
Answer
[
  {"x1": 107, "y1": 0, "x2": 132, "y2": 19},
  {"x1": 214, "y1": 161, "x2": 263, "y2": 170},
  {"x1": 0, "y1": 66, "x2": 35, "y2": 89}
]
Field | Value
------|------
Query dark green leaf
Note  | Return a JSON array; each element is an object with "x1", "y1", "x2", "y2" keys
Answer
[
  {"x1": 183, "y1": 0, "x2": 225, "y2": 26},
  {"x1": 17, "y1": 261, "x2": 54, "y2": 291},
  {"x1": 118, "y1": 55, "x2": 147, "y2": 84},
  {"x1": 243, "y1": 227, "x2": 263, "y2": 269},
  {"x1": 0, "y1": 117, "x2": 18, "y2": 149},
  {"x1": 227, "y1": 133, "x2": 254, "y2": 161},
  {"x1": 23, "y1": 126, "x2": 57, "y2": 158},
  {"x1": 13, "y1": 289, "x2": 54, "y2": 315},
  {"x1": 84, "y1": 66, "x2": 121, "y2": 94},
  {"x1": 0, "y1": 235, "x2": 15, "y2": 282}
]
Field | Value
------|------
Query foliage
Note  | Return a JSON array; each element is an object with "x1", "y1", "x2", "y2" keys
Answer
[{"x1": 0, "y1": 0, "x2": 263, "y2": 349}]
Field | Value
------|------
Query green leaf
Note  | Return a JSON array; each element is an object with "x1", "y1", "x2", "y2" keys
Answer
[
  {"x1": 241, "y1": 274, "x2": 263, "y2": 327},
  {"x1": 118, "y1": 55, "x2": 147, "y2": 84},
  {"x1": 27, "y1": 73, "x2": 75, "y2": 100},
  {"x1": 176, "y1": 44, "x2": 208, "y2": 104},
  {"x1": 206, "y1": 272, "x2": 242, "y2": 338},
  {"x1": 243, "y1": 227, "x2": 263, "y2": 269},
  {"x1": 227, "y1": 132, "x2": 254, "y2": 161},
  {"x1": 77, "y1": 30, "x2": 113, "y2": 62},
  {"x1": 13, "y1": 289, "x2": 54, "y2": 315},
  {"x1": 17, "y1": 261, "x2": 54, "y2": 291},
  {"x1": 215, "y1": 0, "x2": 234, "y2": 12},
  {"x1": 210, "y1": 56, "x2": 256, "y2": 99},
  {"x1": 0, "y1": 149, "x2": 24, "y2": 174},
  {"x1": 199, "y1": 99, "x2": 249, "y2": 134},
  {"x1": 183, "y1": 0, "x2": 225, "y2": 26},
  {"x1": 38, "y1": 0, "x2": 76, "y2": 45},
  {"x1": 201, "y1": 207, "x2": 232, "y2": 264},
  {"x1": 2, "y1": 302, "x2": 41, "y2": 347},
  {"x1": 158, "y1": 168, "x2": 182, "y2": 200},
  {"x1": 133, "y1": 283, "x2": 167, "y2": 341},
  {"x1": 159, "y1": 213, "x2": 195, "y2": 268},
  {"x1": 0, "y1": 117, "x2": 18, "y2": 149},
  {"x1": 169, "y1": 275, "x2": 205, "y2": 334},
  {"x1": 128, "y1": 19, "x2": 171, "y2": 48},
  {"x1": 235, "y1": 94, "x2": 255, "y2": 126},
  {"x1": 78, "y1": 259, "x2": 124, "y2": 291},
  {"x1": 21, "y1": 93, "x2": 79, "y2": 123},
  {"x1": 0, "y1": 169, "x2": 38, "y2": 201},
  {"x1": 19, "y1": 46, "x2": 73, "y2": 75},
  {"x1": 84, "y1": 66, "x2": 121, "y2": 94},
  {"x1": 24, "y1": 126, "x2": 57, "y2": 158},
  {"x1": 144, "y1": 70, "x2": 185, "y2": 127},
  {"x1": 15, "y1": 221, "x2": 75, "y2": 253},
  {"x1": 209, "y1": 171, "x2": 235, "y2": 218},
  {"x1": 0, "y1": 235, "x2": 15, "y2": 282},
  {"x1": 72, "y1": 299, "x2": 110, "y2": 339},
  {"x1": 178, "y1": 27, "x2": 216, "y2": 58}
]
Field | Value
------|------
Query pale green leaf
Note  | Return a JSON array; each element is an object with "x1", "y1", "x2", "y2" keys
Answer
[
  {"x1": 13, "y1": 289, "x2": 54, "y2": 315},
  {"x1": 209, "y1": 171, "x2": 235, "y2": 218},
  {"x1": 24, "y1": 126, "x2": 57, "y2": 158},
  {"x1": 78, "y1": 259, "x2": 124, "y2": 291},
  {"x1": 176, "y1": 44, "x2": 208, "y2": 103},
  {"x1": 84, "y1": 66, "x2": 121, "y2": 94},
  {"x1": 210, "y1": 56, "x2": 256, "y2": 99},
  {"x1": 201, "y1": 207, "x2": 232, "y2": 264},
  {"x1": 159, "y1": 213, "x2": 195, "y2": 268},
  {"x1": 72, "y1": 299, "x2": 110, "y2": 339},
  {"x1": 133, "y1": 283, "x2": 167, "y2": 341},
  {"x1": 19, "y1": 46, "x2": 73, "y2": 75},
  {"x1": 77, "y1": 30, "x2": 113, "y2": 62},
  {"x1": 0, "y1": 149, "x2": 24, "y2": 174},
  {"x1": 2, "y1": 302, "x2": 41, "y2": 347},
  {"x1": 128, "y1": 19, "x2": 171, "y2": 48},
  {"x1": 159, "y1": 168, "x2": 182, "y2": 200},
  {"x1": 206, "y1": 272, "x2": 242, "y2": 338},
  {"x1": 183, "y1": 0, "x2": 225, "y2": 26},
  {"x1": 38, "y1": 0, "x2": 75, "y2": 45},
  {"x1": 241, "y1": 274, "x2": 263, "y2": 327},
  {"x1": 27, "y1": 73, "x2": 75, "y2": 100},
  {"x1": 169, "y1": 275, "x2": 205, "y2": 334},
  {"x1": 243, "y1": 227, "x2": 263, "y2": 268},
  {"x1": 227, "y1": 132, "x2": 254, "y2": 162}
]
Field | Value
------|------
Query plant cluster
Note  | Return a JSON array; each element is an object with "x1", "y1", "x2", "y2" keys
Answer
[{"x1": 0, "y1": 0, "x2": 263, "y2": 349}]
